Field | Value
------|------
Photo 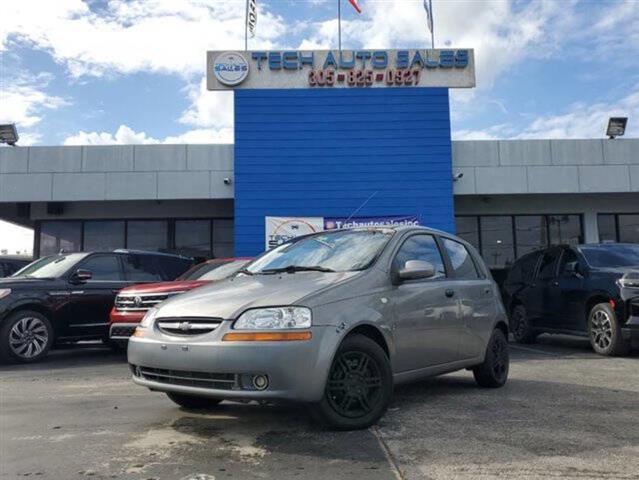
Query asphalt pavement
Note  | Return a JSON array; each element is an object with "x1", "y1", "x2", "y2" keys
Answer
[{"x1": 1, "y1": 336, "x2": 638, "y2": 480}]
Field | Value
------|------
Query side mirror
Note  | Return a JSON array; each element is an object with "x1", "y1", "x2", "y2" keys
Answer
[
  {"x1": 71, "y1": 269, "x2": 92, "y2": 283},
  {"x1": 398, "y1": 260, "x2": 435, "y2": 281}
]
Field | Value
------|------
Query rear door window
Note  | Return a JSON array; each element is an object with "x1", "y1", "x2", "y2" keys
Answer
[
  {"x1": 122, "y1": 255, "x2": 163, "y2": 281},
  {"x1": 538, "y1": 249, "x2": 561, "y2": 280},
  {"x1": 442, "y1": 238, "x2": 481, "y2": 279},
  {"x1": 78, "y1": 254, "x2": 123, "y2": 281}
]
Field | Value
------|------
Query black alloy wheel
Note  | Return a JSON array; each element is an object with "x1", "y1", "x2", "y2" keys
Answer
[
  {"x1": 473, "y1": 328, "x2": 510, "y2": 388},
  {"x1": 311, "y1": 334, "x2": 393, "y2": 430},
  {"x1": 511, "y1": 304, "x2": 536, "y2": 344}
]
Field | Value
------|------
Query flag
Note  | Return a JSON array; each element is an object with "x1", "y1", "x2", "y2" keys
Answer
[
  {"x1": 423, "y1": 0, "x2": 433, "y2": 33},
  {"x1": 247, "y1": 0, "x2": 257, "y2": 37},
  {"x1": 348, "y1": 0, "x2": 362, "y2": 14}
]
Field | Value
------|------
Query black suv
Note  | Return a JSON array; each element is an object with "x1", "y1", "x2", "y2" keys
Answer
[
  {"x1": 0, "y1": 250, "x2": 193, "y2": 363},
  {"x1": 503, "y1": 243, "x2": 639, "y2": 356}
]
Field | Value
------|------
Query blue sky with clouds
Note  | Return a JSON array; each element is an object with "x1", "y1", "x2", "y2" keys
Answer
[{"x1": 1, "y1": 0, "x2": 638, "y2": 148}]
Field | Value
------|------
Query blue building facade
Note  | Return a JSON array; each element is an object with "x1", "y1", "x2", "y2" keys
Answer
[{"x1": 234, "y1": 87, "x2": 454, "y2": 255}]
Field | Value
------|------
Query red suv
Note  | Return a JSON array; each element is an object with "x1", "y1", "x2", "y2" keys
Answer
[{"x1": 109, "y1": 257, "x2": 252, "y2": 343}]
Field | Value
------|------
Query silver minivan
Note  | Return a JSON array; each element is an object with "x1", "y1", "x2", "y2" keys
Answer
[{"x1": 128, "y1": 226, "x2": 509, "y2": 430}]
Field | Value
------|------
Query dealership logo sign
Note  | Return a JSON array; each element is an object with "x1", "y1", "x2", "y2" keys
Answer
[
  {"x1": 207, "y1": 49, "x2": 475, "y2": 90},
  {"x1": 213, "y1": 52, "x2": 249, "y2": 86}
]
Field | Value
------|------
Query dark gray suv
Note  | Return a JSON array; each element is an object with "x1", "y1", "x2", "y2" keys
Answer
[{"x1": 129, "y1": 227, "x2": 509, "y2": 430}]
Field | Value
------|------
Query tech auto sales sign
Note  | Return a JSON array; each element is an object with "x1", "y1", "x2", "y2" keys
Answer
[{"x1": 207, "y1": 49, "x2": 475, "y2": 90}]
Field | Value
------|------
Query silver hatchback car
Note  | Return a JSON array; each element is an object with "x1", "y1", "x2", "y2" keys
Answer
[{"x1": 128, "y1": 226, "x2": 509, "y2": 430}]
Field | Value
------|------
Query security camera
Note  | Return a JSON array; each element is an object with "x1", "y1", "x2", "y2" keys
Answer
[
  {"x1": 453, "y1": 172, "x2": 464, "y2": 181},
  {"x1": 223, "y1": 177, "x2": 232, "y2": 185}
]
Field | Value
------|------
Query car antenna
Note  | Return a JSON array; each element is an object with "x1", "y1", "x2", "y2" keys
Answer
[{"x1": 343, "y1": 191, "x2": 379, "y2": 224}]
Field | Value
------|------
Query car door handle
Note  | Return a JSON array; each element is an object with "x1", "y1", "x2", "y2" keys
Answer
[
  {"x1": 552, "y1": 281, "x2": 559, "y2": 286},
  {"x1": 445, "y1": 289, "x2": 455, "y2": 298}
]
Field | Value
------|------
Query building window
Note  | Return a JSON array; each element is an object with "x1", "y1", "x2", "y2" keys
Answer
[
  {"x1": 480, "y1": 216, "x2": 515, "y2": 269},
  {"x1": 618, "y1": 214, "x2": 639, "y2": 243},
  {"x1": 126, "y1": 221, "x2": 168, "y2": 252},
  {"x1": 175, "y1": 220, "x2": 211, "y2": 260},
  {"x1": 597, "y1": 214, "x2": 617, "y2": 242},
  {"x1": 548, "y1": 214, "x2": 582, "y2": 245},
  {"x1": 40, "y1": 221, "x2": 82, "y2": 256},
  {"x1": 455, "y1": 216, "x2": 480, "y2": 252},
  {"x1": 515, "y1": 216, "x2": 548, "y2": 257},
  {"x1": 213, "y1": 219, "x2": 234, "y2": 257},
  {"x1": 83, "y1": 221, "x2": 125, "y2": 251}
]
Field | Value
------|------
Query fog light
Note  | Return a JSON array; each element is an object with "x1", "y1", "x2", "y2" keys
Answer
[{"x1": 252, "y1": 374, "x2": 269, "y2": 391}]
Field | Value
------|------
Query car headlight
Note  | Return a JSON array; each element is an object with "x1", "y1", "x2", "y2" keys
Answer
[
  {"x1": 234, "y1": 307, "x2": 312, "y2": 330},
  {"x1": 138, "y1": 307, "x2": 158, "y2": 329},
  {"x1": 618, "y1": 272, "x2": 639, "y2": 289},
  {"x1": 0, "y1": 289, "x2": 11, "y2": 300}
]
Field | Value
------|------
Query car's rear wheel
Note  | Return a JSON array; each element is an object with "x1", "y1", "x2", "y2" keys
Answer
[
  {"x1": 165, "y1": 392, "x2": 222, "y2": 409},
  {"x1": 0, "y1": 310, "x2": 54, "y2": 364},
  {"x1": 310, "y1": 334, "x2": 393, "y2": 431},
  {"x1": 473, "y1": 328, "x2": 509, "y2": 388},
  {"x1": 511, "y1": 304, "x2": 536, "y2": 344},
  {"x1": 588, "y1": 303, "x2": 629, "y2": 356}
]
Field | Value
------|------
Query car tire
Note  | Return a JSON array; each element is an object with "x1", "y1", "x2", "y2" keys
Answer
[
  {"x1": 511, "y1": 304, "x2": 536, "y2": 344},
  {"x1": 310, "y1": 334, "x2": 393, "y2": 431},
  {"x1": 0, "y1": 310, "x2": 54, "y2": 364},
  {"x1": 473, "y1": 328, "x2": 509, "y2": 388},
  {"x1": 165, "y1": 392, "x2": 222, "y2": 409},
  {"x1": 588, "y1": 302, "x2": 629, "y2": 356}
]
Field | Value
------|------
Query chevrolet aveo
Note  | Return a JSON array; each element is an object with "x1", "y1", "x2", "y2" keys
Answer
[{"x1": 128, "y1": 227, "x2": 509, "y2": 430}]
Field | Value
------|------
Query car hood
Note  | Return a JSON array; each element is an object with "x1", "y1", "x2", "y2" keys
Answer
[
  {"x1": 118, "y1": 280, "x2": 210, "y2": 295},
  {"x1": 154, "y1": 271, "x2": 358, "y2": 320}
]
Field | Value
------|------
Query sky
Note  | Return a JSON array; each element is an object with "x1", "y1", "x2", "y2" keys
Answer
[{"x1": 1, "y1": 0, "x2": 638, "y2": 253}]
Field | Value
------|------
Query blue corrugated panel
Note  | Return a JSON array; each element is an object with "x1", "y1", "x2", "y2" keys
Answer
[{"x1": 234, "y1": 88, "x2": 454, "y2": 256}]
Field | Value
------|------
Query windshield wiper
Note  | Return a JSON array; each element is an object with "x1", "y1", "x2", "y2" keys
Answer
[
  {"x1": 260, "y1": 265, "x2": 336, "y2": 274},
  {"x1": 237, "y1": 268, "x2": 254, "y2": 276}
]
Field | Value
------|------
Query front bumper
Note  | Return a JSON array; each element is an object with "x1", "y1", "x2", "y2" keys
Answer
[
  {"x1": 622, "y1": 316, "x2": 639, "y2": 347},
  {"x1": 127, "y1": 323, "x2": 338, "y2": 403},
  {"x1": 110, "y1": 323, "x2": 139, "y2": 340}
]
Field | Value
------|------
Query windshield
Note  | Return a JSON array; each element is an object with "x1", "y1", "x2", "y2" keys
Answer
[
  {"x1": 247, "y1": 229, "x2": 394, "y2": 274},
  {"x1": 580, "y1": 244, "x2": 639, "y2": 268},
  {"x1": 180, "y1": 259, "x2": 250, "y2": 281},
  {"x1": 12, "y1": 253, "x2": 88, "y2": 279}
]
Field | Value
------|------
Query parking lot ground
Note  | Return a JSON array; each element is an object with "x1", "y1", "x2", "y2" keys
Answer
[{"x1": 1, "y1": 336, "x2": 638, "y2": 480}]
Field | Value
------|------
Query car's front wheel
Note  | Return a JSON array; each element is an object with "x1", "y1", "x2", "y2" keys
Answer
[
  {"x1": 588, "y1": 303, "x2": 629, "y2": 356},
  {"x1": 165, "y1": 392, "x2": 222, "y2": 409},
  {"x1": 473, "y1": 328, "x2": 509, "y2": 388},
  {"x1": 0, "y1": 310, "x2": 54, "y2": 364},
  {"x1": 310, "y1": 334, "x2": 393, "y2": 431}
]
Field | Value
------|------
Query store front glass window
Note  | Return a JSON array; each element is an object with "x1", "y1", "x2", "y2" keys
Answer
[
  {"x1": 597, "y1": 214, "x2": 617, "y2": 242},
  {"x1": 548, "y1": 215, "x2": 582, "y2": 245},
  {"x1": 175, "y1": 220, "x2": 211, "y2": 260},
  {"x1": 454, "y1": 216, "x2": 480, "y2": 252},
  {"x1": 84, "y1": 221, "x2": 125, "y2": 251},
  {"x1": 40, "y1": 221, "x2": 81, "y2": 257},
  {"x1": 618, "y1": 214, "x2": 639, "y2": 243},
  {"x1": 515, "y1": 216, "x2": 548, "y2": 257},
  {"x1": 126, "y1": 221, "x2": 168, "y2": 252},
  {"x1": 480, "y1": 216, "x2": 515, "y2": 269},
  {"x1": 213, "y1": 219, "x2": 234, "y2": 257}
]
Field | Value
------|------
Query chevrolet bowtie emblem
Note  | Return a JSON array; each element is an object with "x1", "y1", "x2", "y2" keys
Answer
[{"x1": 179, "y1": 322, "x2": 191, "y2": 331}]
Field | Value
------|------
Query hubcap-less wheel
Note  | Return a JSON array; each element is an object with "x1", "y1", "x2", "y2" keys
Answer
[
  {"x1": 9, "y1": 317, "x2": 49, "y2": 359},
  {"x1": 490, "y1": 334, "x2": 508, "y2": 383},
  {"x1": 326, "y1": 351, "x2": 383, "y2": 419},
  {"x1": 591, "y1": 310, "x2": 613, "y2": 350}
]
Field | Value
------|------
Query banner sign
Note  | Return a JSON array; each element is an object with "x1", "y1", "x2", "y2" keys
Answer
[
  {"x1": 324, "y1": 215, "x2": 420, "y2": 230},
  {"x1": 265, "y1": 215, "x2": 420, "y2": 249},
  {"x1": 265, "y1": 216, "x2": 324, "y2": 250},
  {"x1": 207, "y1": 49, "x2": 475, "y2": 90}
]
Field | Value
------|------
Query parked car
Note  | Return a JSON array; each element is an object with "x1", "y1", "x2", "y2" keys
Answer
[
  {"x1": 128, "y1": 226, "x2": 509, "y2": 430},
  {"x1": 109, "y1": 257, "x2": 252, "y2": 343},
  {"x1": 0, "y1": 250, "x2": 193, "y2": 363},
  {"x1": 503, "y1": 243, "x2": 639, "y2": 356},
  {"x1": 0, "y1": 256, "x2": 32, "y2": 277}
]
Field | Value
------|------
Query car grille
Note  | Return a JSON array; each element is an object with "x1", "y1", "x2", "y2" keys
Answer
[
  {"x1": 115, "y1": 292, "x2": 184, "y2": 312},
  {"x1": 156, "y1": 317, "x2": 222, "y2": 336},
  {"x1": 110, "y1": 325, "x2": 137, "y2": 338},
  {"x1": 132, "y1": 365, "x2": 238, "y2": 390}
]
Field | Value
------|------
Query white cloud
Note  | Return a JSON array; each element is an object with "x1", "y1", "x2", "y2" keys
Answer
[
  {"x1": 179, "y1": 78, "x2": 233, "y2": 129},
  {"x1": 1, "y1": 0, "x2": 286, "y2": 79},
  {"x1": 63, "y1": 124, "x2": 233, "y2": 145}
]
